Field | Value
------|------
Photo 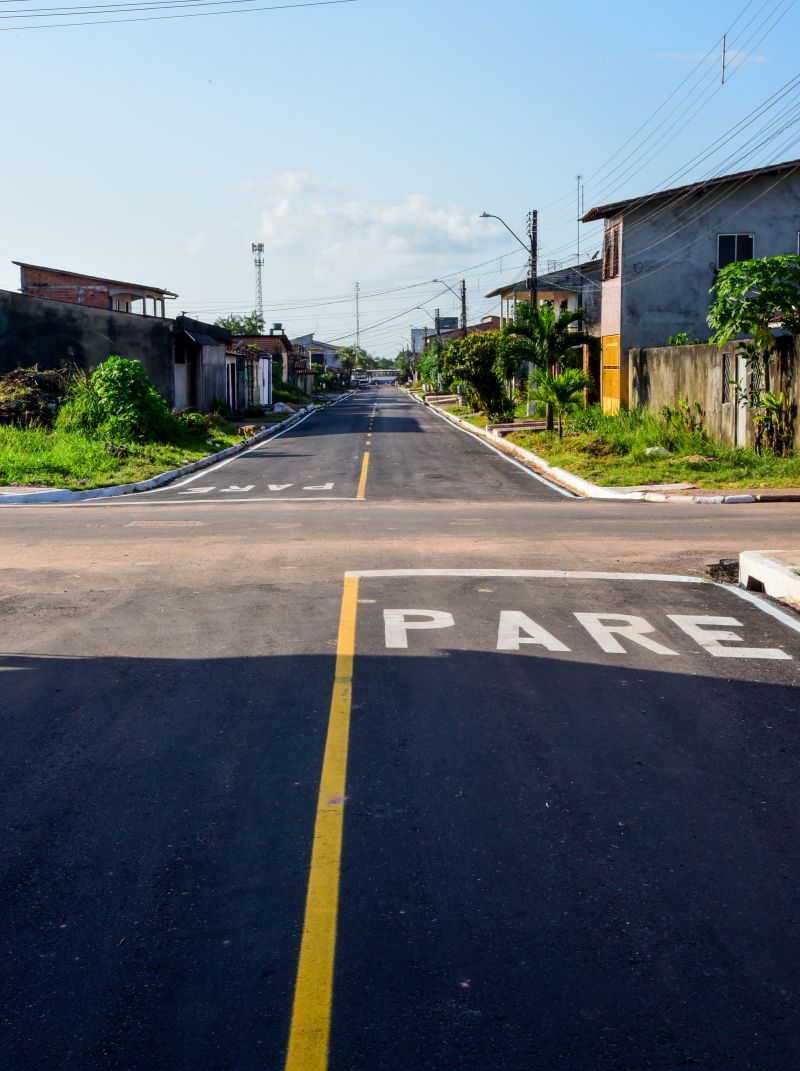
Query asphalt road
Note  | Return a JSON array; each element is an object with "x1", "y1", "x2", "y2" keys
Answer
[{"x1": 2, "y1": 387, "x2": 800, "y2": 1070}]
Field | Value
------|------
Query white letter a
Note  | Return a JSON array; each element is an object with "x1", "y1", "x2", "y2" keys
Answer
[{"x1": 497, "y1": 611, "x2": 570, "y2": 652}]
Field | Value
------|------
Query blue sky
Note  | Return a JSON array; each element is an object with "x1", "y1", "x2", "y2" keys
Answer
[{"x1": 2, "y1": 0, "x2": 799, "y2": 355}]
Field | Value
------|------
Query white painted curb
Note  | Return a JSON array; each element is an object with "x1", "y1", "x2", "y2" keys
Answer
[
  {"x1": 739, "y1": 550, "x2": 800, "y2": 603},
  {"x1": 406, "y1": 391, "x2": 769, "y2": 505},
  {"x1": 0, "y1": 394, "x2": 353, "y2": 506}
]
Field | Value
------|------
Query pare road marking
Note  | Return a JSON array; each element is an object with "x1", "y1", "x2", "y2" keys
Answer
[
  {"x1": 178, "y1": 487, "x2": 214, "y2": 494},
  {"x1": 220, "y1": 485, "x2": 254, "y2": 493},
  {"x1": 268, "y1": 483, "x2": 294, "y2": 491},
  {"x1": 303, "y1": 482, "x2": 335, "y2": 491},
  {"x1": 382, "y1": 608, "x2": 792, "y2": 661}
]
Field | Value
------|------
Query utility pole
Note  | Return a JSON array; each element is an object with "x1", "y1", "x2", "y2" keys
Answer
[
  {"x1": 721, "y1": 33, "x2": 727, "y2": 84},
  {"x1": 252, "y1": 242, "x2": 265, "y2": 327},
  {"x1": 460, "y1": 279, "x2": 467, "y2": 336},
  {"x1": 355, "y1": 282, "x2": 360, "y2": 355},
  {"x1": 528, "y1": 210, "x2": 538, "y2": 307},
  {"x1": 576, "y1": 174, "x2": 583, "y2": 268}
]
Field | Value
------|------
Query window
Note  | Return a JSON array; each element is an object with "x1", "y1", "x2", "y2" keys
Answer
[
  {"x1": 717, "y1": 233, "x2": 754, "y2": 270},
  {"x1": 601, "y1": 223, "x2": 621, "y2": 280},
  {"x1": 722, "y1": 351, "x2": 731, "y2": 404}
]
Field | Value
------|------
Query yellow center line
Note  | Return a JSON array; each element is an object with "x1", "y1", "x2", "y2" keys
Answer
[
  {"x1": 284, "y1": 575, "x2": 360, "y2": 1071},
  {"x1": 356, "y1": 452, "x2": 370, "y2": 500}
]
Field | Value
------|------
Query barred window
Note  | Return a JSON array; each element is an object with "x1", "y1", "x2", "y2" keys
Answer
[
  {"x1": 722, "y1": 351, "x2": 731, "y2": 404},
  {"x1": 602, "y1": 223, "x2": 621, "y2": 280}
]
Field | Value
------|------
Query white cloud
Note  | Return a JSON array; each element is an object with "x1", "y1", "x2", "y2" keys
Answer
[{"x1": 255, "y1": 171, "x2": 492, "y2": 284}]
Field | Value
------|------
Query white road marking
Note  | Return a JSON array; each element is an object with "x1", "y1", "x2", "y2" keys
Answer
[
  {"x1": 165, "y1": 408, "x2": 320, "y2": 489},
  {"x1": 667, "y1": 615, "x2": 791, "y2": 660},
  {"x1": 221, "y1": 485, "x2": 254, "y2": 493},
  {"x1": 349, "y1": 570, "x2": 799, "y2": 654},
  {"x1": 268, "y1": 483, "x2": 294, "y2": 491},
  {"x1": 725, "y1": 584, "x2": 800, "y2": 637},
  {"x1": 178, "y1": 487, "x2": 215, "y2": 495},
  {"x1": 574, "y1": 613, "x2": 679, "y2": 656},
  {"x1": 303, "y1": 483, "x2": 335, "y2": 491},
  {"x1": 383, "y1": 609, "x2": 455, "y2": 649},
  {"x1": 347, "y1": 569, "x2": 705, "y2": 583},
  {"x1": 497, "y1": 611, "x2": 570, "y2": 652}
]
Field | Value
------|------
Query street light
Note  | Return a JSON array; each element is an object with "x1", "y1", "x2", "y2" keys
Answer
[
  {"x1": 479, "y1": 210, "x2": 537, "y2": 307},
  {"x1": 432, "y1": 277, "x2": 467, "y2": 335}
]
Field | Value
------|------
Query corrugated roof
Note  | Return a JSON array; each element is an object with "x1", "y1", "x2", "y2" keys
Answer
[{"x1": 581, "y1": 158, "x2": 800, "y2": 222}]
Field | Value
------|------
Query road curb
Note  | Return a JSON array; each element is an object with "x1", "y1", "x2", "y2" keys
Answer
[
  {"x1": 407, "y1": 392, "x2": 794, "y2": 505},
  {"x1": 739, "y1": 550, "x2": 800, "y2": 603},
  {"x1": 0, "y1": 394, "x2": 353, "y2": 506}
]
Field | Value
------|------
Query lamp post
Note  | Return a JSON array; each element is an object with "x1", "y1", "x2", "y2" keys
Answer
[{"x1": 479, "y1": 210, "x2": 537, "y2": 308}]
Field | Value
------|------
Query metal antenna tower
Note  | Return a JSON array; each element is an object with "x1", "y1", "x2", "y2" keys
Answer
[{"x1": 252, "y1": 242, "x2": 265, "y2": 324}]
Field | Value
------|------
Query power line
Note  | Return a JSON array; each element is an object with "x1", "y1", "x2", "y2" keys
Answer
[{"x1": 0, "y1": 0, "x2": 355, "y2": 29}]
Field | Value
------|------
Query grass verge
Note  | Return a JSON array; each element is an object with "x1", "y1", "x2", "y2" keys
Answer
[
  {"x1": 0, "y1": 424, "x2": 241, "y2": 490},
  {"x1": 468, "y1": 404, "x2": 800, "y2": 490}
]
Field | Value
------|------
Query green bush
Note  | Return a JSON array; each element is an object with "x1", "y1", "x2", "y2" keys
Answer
[
  {"x1": 176, "y1": 410, "x2": 210, "y2": 434},
  {"x1": 56, "y1": 357, "x2": 178, "y2": 444}
]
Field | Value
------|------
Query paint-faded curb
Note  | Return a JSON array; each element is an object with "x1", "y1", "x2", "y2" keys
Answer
[
  {"x1": 0, "y1": 393, "x2": 354, "y2": 506},
  {"x1": 407, "y1": 391, "x2": 794, "y2": 505}
]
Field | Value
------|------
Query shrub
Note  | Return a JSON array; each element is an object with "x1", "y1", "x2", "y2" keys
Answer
[
  {"x1": 56, "y1": 356, "x2": 177, "y2": 444},
  {"x1": 176, "y1": 410, "x2": 210, "y2": 434}
]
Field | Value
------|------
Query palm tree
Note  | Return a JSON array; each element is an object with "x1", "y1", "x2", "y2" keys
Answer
[
  {"x1": 501, "y1": 301, "x2": 592, "y2": 429},
  {"x1": 530, "y1": 368, "x2": 593, "y2": 439}
]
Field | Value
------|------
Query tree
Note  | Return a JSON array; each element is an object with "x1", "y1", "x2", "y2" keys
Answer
[
  {"x1": 501, "y1": 302, "x2": 592, "y2": 429},
  {"x1": 215, "y1": 310, "x2": 265, "y2": 335},
  {"x1": 530, "y1": 368, "x2": 594, "y2": 439},
  {"x1": 417, "y1": 346, "x2": 440, "y2": 390},
  {"x1": 394, "y1": 348, "x2": 415, "y2": 381},
  {"x1": 337, "y1": 344, "x2": 371, "y2": 373},
  {"x1": 708, "y1": 254, "x2": 800, "y2": 352},
  {"x1": 440, "y1": 330, "x2": 511, "y2": 419},
  {"x1": 708, "y1": 254, "x2": 800, "y2": 455}
]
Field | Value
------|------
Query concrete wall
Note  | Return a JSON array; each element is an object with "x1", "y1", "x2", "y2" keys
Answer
[
  {"x1": 0, "y1": 288, "x2": 176, "y2": 400},
  {"x1": 629, "y1": 339, "x2": 799, "y2": 449},
  {"x1": 0, "y1": 290, "x2": 230, "y2": 410},
  {"x1": 619, "y1": 169, "x2": 800, "y2": 354}
]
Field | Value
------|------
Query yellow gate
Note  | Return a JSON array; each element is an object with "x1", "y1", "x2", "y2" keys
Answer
[{"x1": 601, "y1": 334, "x2": 623, "y2": 413}]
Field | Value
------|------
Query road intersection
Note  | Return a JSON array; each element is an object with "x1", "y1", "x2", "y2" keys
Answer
[{"x1": 2, "y1": 389, "x2": 799, "y2": 1069}]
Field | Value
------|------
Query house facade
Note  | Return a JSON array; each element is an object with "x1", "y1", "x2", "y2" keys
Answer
[
  {"x1": 485, "y1": 259, "x2": 602, "y2": 330},
  {"x1": 226, "y1": 327, "x2": 294, "y2": 409},
  {"x1": 14, "y1": 262, "x2": 177, "y2": 318},
  {"x1": 291, "y1": 333, "x2": 341, "y2": 370},
  {"x1": 582, "y1": 158, "x2": 800, "y2": 412}
]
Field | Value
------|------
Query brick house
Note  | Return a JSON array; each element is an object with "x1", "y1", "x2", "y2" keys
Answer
[{"x1": 14, "y1": 262, "x2": 177, "y2": 318}]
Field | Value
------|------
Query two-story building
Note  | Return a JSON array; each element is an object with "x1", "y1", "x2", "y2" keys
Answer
[{"x1": 581, "y1": 157, "x2": 800, "y2": 412}]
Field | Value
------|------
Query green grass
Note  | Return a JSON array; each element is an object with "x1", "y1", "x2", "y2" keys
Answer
[
  {"x1": 0, "y1": 424, "x2": 241, "y2": 490},
  {"x1": 499, "y1": 405, "x2": 800, "y2": 489}
]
